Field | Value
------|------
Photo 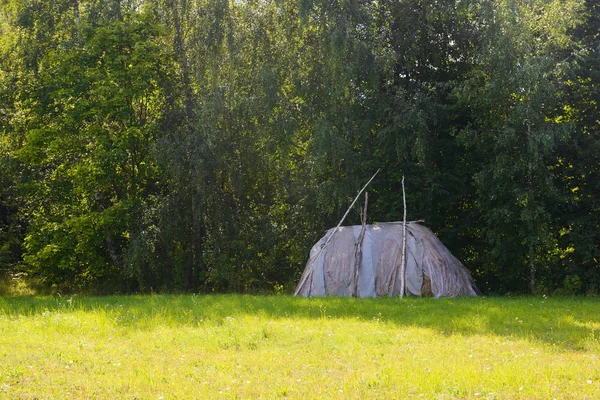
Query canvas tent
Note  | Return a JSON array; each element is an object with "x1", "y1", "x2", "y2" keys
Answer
[{"x1": 295, "y1": 222, "x2": 478, "y2": 298}]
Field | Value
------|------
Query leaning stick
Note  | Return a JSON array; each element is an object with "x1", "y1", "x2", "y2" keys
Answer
[{"x1": 318, "y1": 169, "x2": 380, "y2": 252}]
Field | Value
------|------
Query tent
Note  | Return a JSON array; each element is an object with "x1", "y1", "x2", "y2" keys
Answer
[{"x1": 295, "y1": 222, "x2": 478, "y2": 298}]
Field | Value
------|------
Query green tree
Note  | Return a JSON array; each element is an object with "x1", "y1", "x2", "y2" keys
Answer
[
  {"x1": 15, "y1": 3, "x2": 171, "y2": 291},
  {"x1": 457, "y1": 0, "x2": 585, "y2": 293},
  {"x1": 0, "y1": 0, "x2": 30, "y2": 274},
  {"x1": 552, "y1": 0, "x2": 600, "y2": 294}
]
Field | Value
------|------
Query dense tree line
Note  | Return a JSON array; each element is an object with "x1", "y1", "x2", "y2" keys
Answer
[{"x1": 0, "y1": 0, "x2": 598, "y2": 295}]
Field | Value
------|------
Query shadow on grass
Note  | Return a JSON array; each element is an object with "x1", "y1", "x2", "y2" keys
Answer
[{"x1": 0, "y1": 294, "x2": 598, "y2": 350}]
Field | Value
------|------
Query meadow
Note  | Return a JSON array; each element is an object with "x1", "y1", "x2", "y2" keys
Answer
[{"x1": 0, "y1": 294, "x2": 598, "y2": 399}]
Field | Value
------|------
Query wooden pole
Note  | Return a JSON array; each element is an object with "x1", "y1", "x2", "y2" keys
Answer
[
  {"x1": 353, "y1": 192, "x2": 368, "y2": 297},
  {"x1": 389, "y1": 176, "x2": 407, "y2": 297},
  {"x1": 399, "y1": 176, "x2": 407, "y2": 298}
]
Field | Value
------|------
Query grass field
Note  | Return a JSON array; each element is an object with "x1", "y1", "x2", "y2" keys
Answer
[{"x1": 0, "y1": 295, "x2": 599, "y2": 399}]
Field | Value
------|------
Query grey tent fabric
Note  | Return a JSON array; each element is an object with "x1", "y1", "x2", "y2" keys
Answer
[{"x1": 295, "y1": 222, "x2": 478, "y2": 298}]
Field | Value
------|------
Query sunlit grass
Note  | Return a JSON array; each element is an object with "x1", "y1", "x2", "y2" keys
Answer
[{"x1": 0, "y1": 295, "x2": 598, "y2": 398}]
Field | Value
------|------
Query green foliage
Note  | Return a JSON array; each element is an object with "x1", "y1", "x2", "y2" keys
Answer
[
  {"x1": 0, "y1": 0, "x2": 597, "y2": 294},
  {"x1": 7, "y1": 3, "x2": 171, "y2": 291},
  {"x1": 455, "y1": 0, "x2": 590, "y2": 293}
]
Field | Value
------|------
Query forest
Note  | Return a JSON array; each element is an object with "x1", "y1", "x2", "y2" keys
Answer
[{"x1": 0, "y1": 0, "x2": 598, "y2": 295}]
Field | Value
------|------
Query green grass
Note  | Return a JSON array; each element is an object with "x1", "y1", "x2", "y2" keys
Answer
[{"x1": 0, "y1": 295, "x2": 599, "y2": 399}]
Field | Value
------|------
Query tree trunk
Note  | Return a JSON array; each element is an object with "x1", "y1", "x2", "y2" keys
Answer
[
  {"x1": 169, "y1": 0, "x2": 196, "y2": 135},
  {"x1": 74, "y1": 0, "x2": 80, "y2": 26},
  {"x1": 527, "y1": 121, "x2": 536, "y2": 294},
  {"x1": 110, "y1": 0, "x2": 122, "y2": 21},
  {"x1": 529, "y1": 244, "x2": 536, "y2": 293},
  {"x1": 168, "y1": 0, "x2": 203, "y2": 289}
]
